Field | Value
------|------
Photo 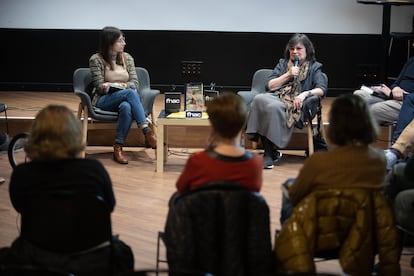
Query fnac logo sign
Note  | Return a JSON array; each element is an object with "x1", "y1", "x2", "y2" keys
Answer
[
  {"x1": 185, "y1": 111, "x2": 202, "y2": 118},
  {"x1": 165, "y1": 93, "x2": 181, "y2": 112}
]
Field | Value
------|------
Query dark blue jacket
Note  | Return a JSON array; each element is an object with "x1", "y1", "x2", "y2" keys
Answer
[{"x1": 164, "y1": 182, "x2": 274, "y2": 276}]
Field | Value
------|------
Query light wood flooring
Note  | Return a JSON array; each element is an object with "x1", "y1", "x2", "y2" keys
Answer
[{"x1": 0, "y1": 92, "x2": 413, "y2": 275}]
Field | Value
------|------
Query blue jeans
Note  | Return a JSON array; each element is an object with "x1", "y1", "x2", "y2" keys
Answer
[
  {"x1": 96, "y1": 89, "x2": 147, "y2": 144},
  {"x1": 393, "y1": 93, "x2": 414, "y2": 141}
]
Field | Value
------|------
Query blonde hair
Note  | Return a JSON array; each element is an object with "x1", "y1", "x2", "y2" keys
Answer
[{"x1": 25, "y1": 105, "x2": 85, "y2": 160}]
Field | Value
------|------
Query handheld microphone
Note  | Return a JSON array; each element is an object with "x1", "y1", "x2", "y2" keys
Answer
[
  {"x1": 293, "y1": 55, "x2": 299, "y2": 81},
  {"x1": 293, "y1": 55, "x2": 299, "y2": 67}
]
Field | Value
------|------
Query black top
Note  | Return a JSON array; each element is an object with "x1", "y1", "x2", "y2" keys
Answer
[
  {"x1": 9, "y1": 158, "x2": 115, "y2": 213},
  {"x1": 391, "y1": 56, "x2": 414, "y2": 93},
  {"x1": 405, "y1": 155, "x2": 414, "y2": 181}
]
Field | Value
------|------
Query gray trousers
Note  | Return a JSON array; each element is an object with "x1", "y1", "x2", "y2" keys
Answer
[{"x1": 354, "y1": 89, "x2": 402, "y2": 124}]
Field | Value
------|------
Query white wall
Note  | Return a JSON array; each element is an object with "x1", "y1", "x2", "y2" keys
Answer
[{"x1": 0, "y1": 0, "x2": 413, "y2": 34}]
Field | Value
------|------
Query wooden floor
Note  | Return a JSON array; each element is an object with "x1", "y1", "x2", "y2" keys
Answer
[{"x1": 0, "y1": 92, "x2": 413, "y2": 275}]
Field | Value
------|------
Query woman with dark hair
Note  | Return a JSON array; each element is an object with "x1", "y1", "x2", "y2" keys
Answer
[
  {"x1": 89, "y1": 26, "x2": 156, "y2": 164},
  {"x1": 246, "y1": 33, "x2": 328, "y2": 169},
  {"x1": 279, "y1": 94, "x2": 386, "y2": 223}
]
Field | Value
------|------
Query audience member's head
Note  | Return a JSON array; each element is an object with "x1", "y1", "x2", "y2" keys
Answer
[
  {"x1": 25, "y1": 105, "x2": 84, "y2": 160},
  {"x1": 206, "y1": 92, "x2": 247, "y2": 139},
  {"x1": 327, "y1": 94, "x2": 378, "y2": 146}
]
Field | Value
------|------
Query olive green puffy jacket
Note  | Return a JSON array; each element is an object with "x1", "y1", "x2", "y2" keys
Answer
[{"x1": 274, "y1": 189, "x2": 401, "y2": 276}]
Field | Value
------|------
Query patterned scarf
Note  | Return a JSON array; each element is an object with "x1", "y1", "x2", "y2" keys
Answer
[{"x1": 277, "y1": 60, "x2": 310, "y2": 128}]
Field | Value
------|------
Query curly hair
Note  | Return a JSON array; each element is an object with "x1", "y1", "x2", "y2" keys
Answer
[
  {"x1": 206, "y1": 92, "x2": 247, "y2": 139},
  {"x1": 25, "y1": 105, "x2": 85, "y2": 160},
  {"x1": 327, "y1": 94, "x2": 379, "y2": 146}
]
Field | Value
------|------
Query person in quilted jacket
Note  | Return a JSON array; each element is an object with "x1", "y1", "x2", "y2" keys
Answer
[
  {"x1": 275, "y1": 94, "x2": 400, "y2": 275},
  {"x1": 280, "y1": 94, "x2": 386, "y2": 223}
]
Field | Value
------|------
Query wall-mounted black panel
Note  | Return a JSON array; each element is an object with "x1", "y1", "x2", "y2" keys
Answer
[{"x1": 0, "y1": 28, "x2": 392, "y2": 95}]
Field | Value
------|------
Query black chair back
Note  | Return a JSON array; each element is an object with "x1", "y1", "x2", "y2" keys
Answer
[
  {"x1": 20, "y1": 191, "x2": 112, "y2": 253},
  {"x1": 164, "y1": 181, "x2": 274, "y2": 276}
]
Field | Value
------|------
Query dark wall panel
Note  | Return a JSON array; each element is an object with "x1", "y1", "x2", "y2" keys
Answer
[{"x1": 0, "y1": 28, "x2": 397, "y2": 96}]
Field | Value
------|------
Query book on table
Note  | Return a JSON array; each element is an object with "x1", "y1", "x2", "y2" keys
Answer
[
  {"x1": 185, "y1": 82, "x2": 204, "y2": 111},
  {"x1": 204, "y1": 90, "x2": 219, "y2": 107}
]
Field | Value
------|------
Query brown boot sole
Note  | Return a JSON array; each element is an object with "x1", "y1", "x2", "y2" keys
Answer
[{"x1": 113, "y1": 155, "x2": 128, "y2": 164}]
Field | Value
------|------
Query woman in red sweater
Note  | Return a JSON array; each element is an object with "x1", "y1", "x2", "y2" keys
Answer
[{"x1": 176, "y1": 92, "x2": 263, "y2": 192}]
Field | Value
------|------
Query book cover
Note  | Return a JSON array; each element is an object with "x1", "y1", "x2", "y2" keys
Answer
[
  {"x1": 107, "y1": 84, "x2": 125, "y2": 94},
  {"x1": 360, "y1": 85, "x2": 375, "y2": 94},
  {"x1": 204, "y1": 90, "x2": 219, "y2": 107},
  {"x1": 166, "y1": 111, "x2": 208, "y2": 119},
  {"x1": 164, "y1": 92, "x2": 181, "y2": 113},
  {"x1": 360, "y1": 85, "x2": 389, "y2": 100},
  {"x1": 185, "y1": 82, "x2": 204, "y2": 111}
]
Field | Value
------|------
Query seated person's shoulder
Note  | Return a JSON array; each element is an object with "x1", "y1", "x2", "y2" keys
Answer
[
  {"x1": 79, "y1": 157, "x2": 105, "y2": 167},
  {"x1": 89, "y1": 53, "x2": 100, "y2": 61},
  {"x1": 89, "y1": 53, "x2": 104, "y2": 65},
  {"x1": 123, "y1": 52, "x2": 134, "y2": 60},
  {"x1": 249, "y1": 151, "x2": 262, "y2": 161},
  {"x1": 64, "y1": 158, "x2": 108, "y2": 174},
  {"x1": 368, "y1": 146, "x2": 387, "y2": 163},
  {"x1": 188, "y1": 150, "x2": 205, "y2": 160}
]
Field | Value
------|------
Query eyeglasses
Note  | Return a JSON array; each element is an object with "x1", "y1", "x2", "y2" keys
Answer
[{"x1": 116, "y1": 37, "x2": 126, "y2": 43}]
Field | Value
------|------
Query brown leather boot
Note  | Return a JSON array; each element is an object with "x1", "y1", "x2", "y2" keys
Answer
[
  {"x1": 113, "y1": 143, "x2": 128, "y2": 164},
  {"x1": 144, "y1": 130, "x2": 157, "y2": 149}
]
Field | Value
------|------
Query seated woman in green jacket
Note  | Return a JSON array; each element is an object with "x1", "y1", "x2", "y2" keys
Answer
[{"x1": 280, "y1": 94, "x2": 386, "y2": 224}]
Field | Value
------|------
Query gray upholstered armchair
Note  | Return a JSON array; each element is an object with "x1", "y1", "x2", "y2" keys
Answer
[
  {"x1": 237, "y1": 69, "x2": 272, "y2": 109},
  {"x1": 73, "y1": 67, "x2": 160, "y2": 156}
]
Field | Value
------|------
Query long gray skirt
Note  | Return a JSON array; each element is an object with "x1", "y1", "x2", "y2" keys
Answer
[{"x1": 246, "y1": 93, "x2": 293, "y2": 148}]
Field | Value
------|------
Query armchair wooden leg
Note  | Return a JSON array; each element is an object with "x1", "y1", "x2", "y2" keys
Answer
[
  {"x1": 80, "y1": 106, "x2": 88, "y2": 158},
  {"x1": 149, "y1": 111, "x2": 157, "y2": 136},
  {"x1": 307, "y1": 123, "x2": 314, "y2": 156},
  {"x1": 320, "y1": 117, "x2": 327, "y2": 145}
]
